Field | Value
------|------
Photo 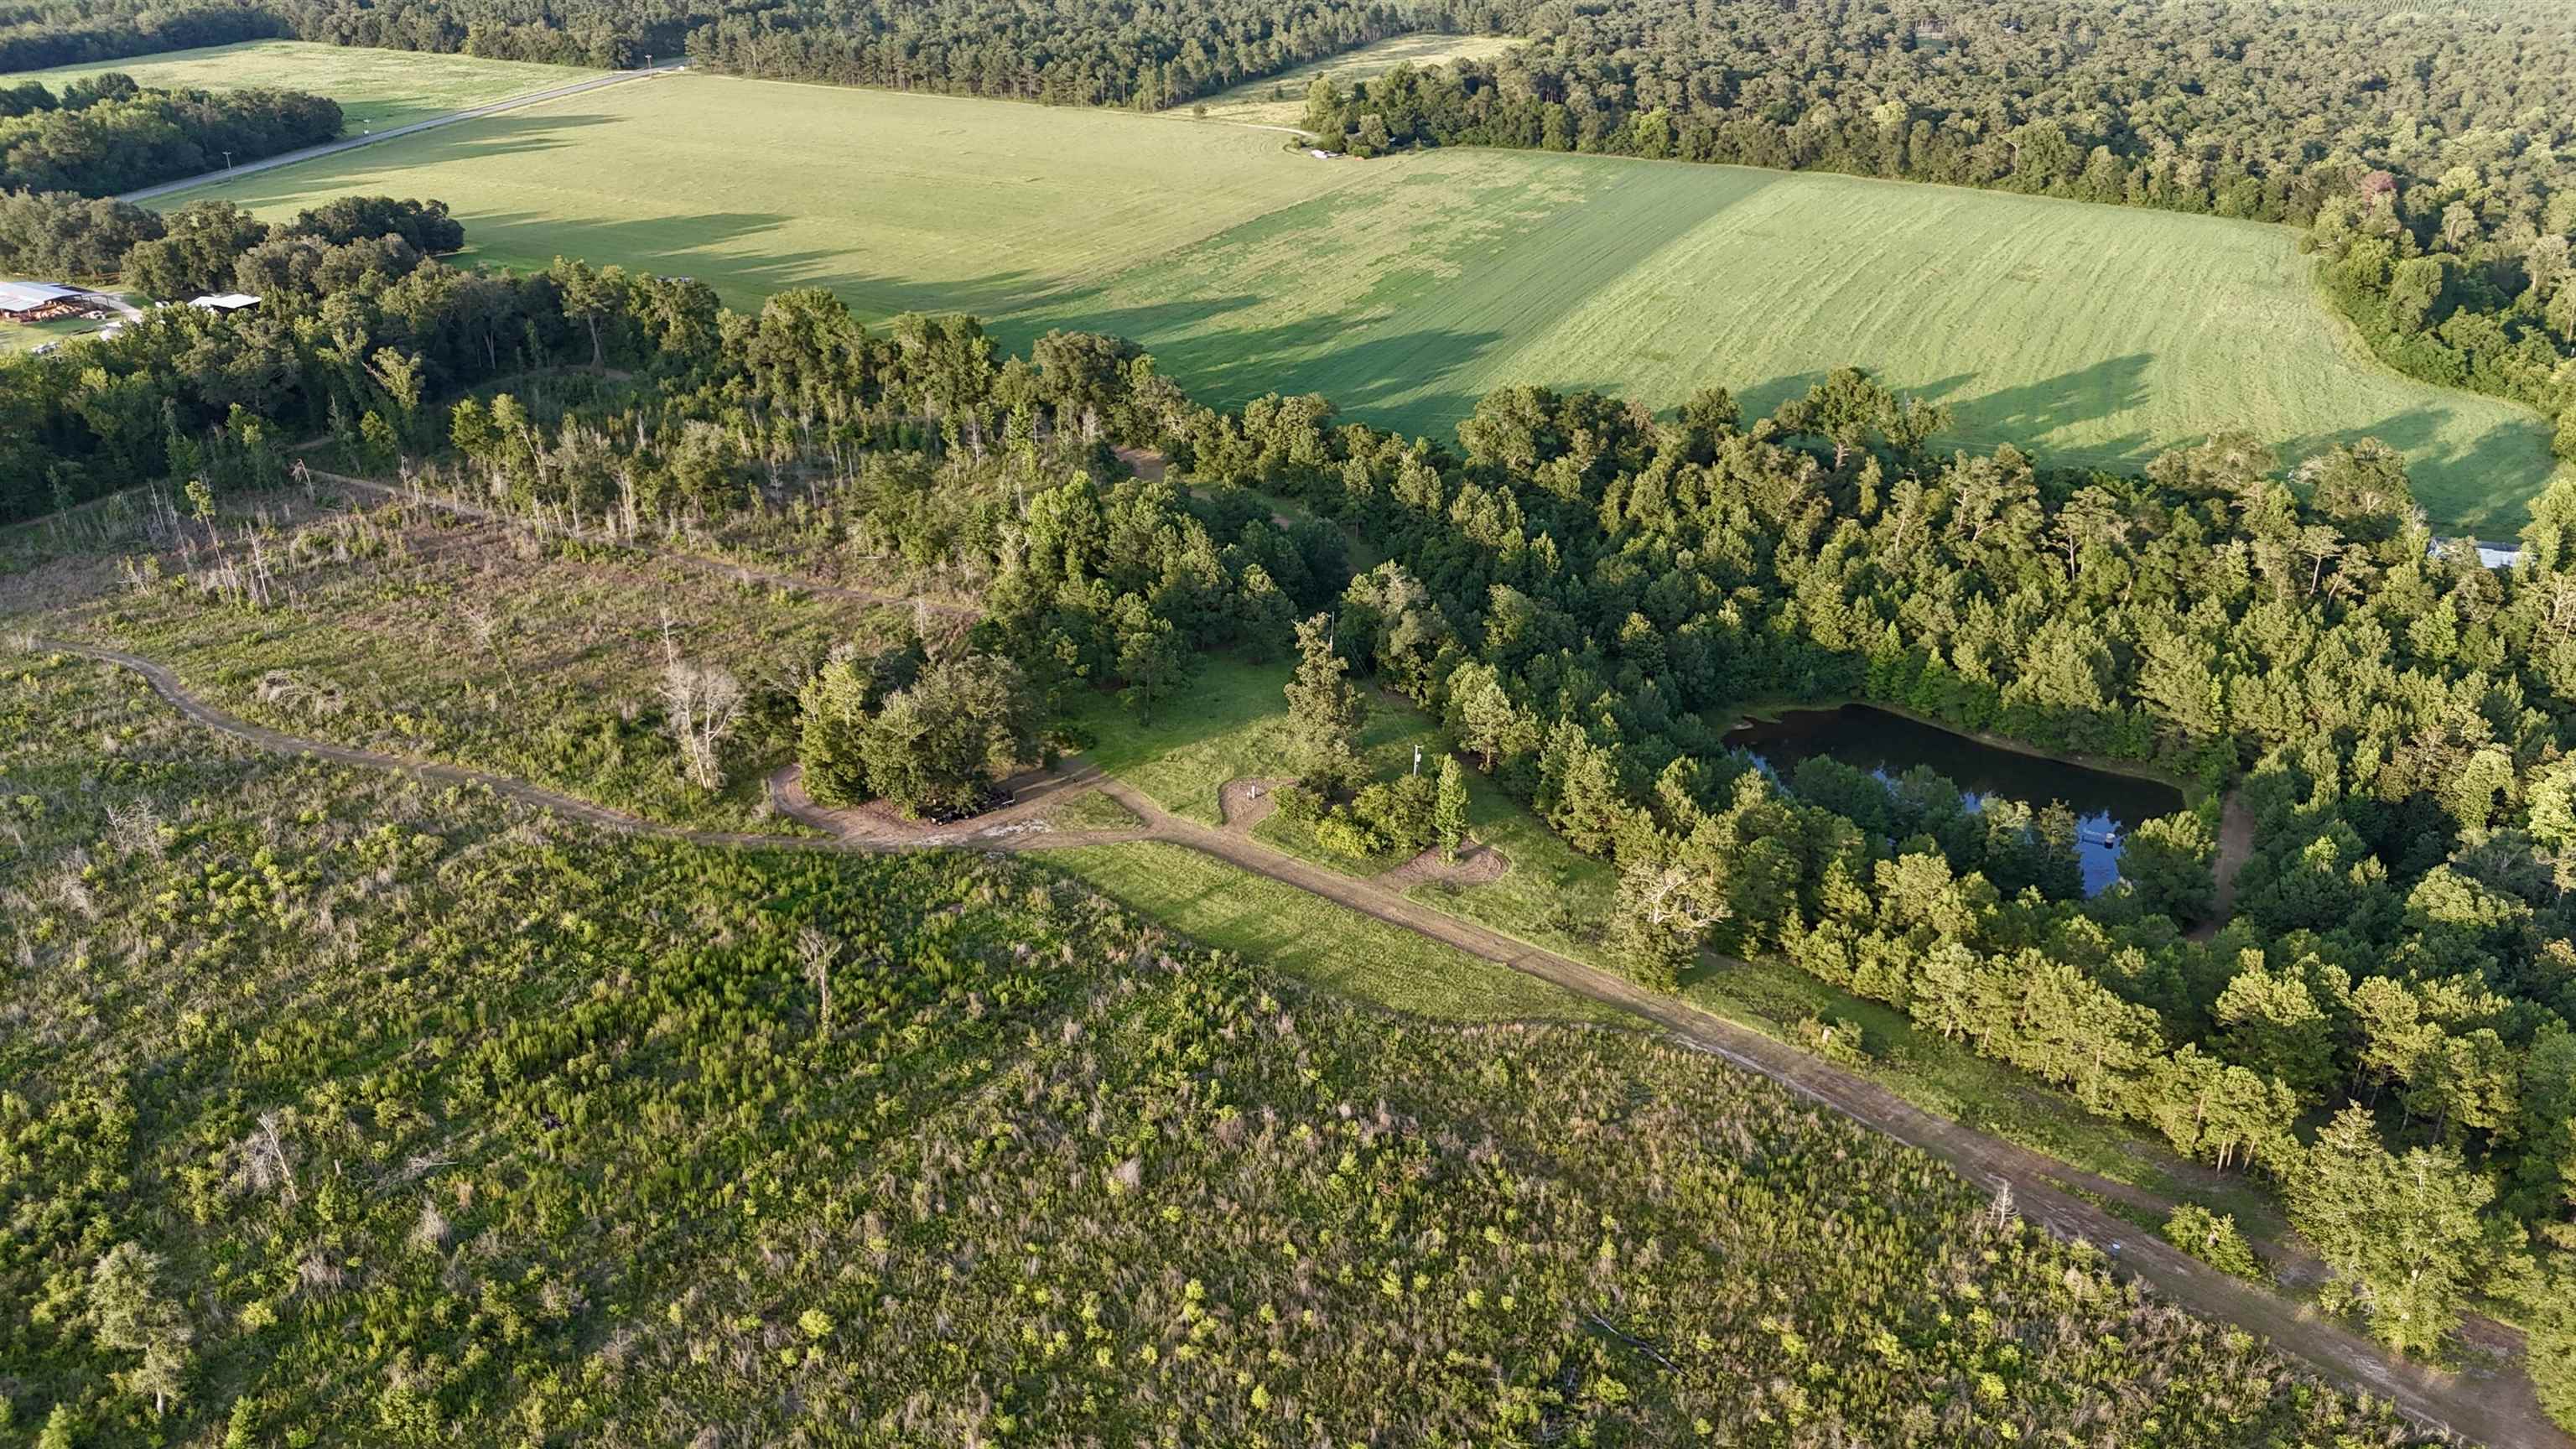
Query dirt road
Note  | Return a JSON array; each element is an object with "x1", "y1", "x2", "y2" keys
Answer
[
  {"x1": 117, "y1": 65, "x2": 688, "y2": 204},
  {"x1": 28, "y1": 635, "x2": 2568, "y2": 1448}
]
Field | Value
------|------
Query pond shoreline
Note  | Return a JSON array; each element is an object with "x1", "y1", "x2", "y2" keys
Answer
[{"x1": 1721, "y1": 695, "x2": 2212, "y2": 808}]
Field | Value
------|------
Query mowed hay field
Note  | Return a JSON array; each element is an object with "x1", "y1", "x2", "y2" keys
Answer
[
  {"x1": 10, "y1": 39, "x2": 602, "y2": 131},
  {"x1": 166, "y1": 73, "x2": 1367, "y2": 321},
  {"x1": 163, "y1": 66, "x2": 2563, "y2": 529}
]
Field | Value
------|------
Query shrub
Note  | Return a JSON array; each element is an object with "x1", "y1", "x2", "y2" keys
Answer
[{"x1": 2163, "y1": 1203, "x2": 2267, "y2": 1281}]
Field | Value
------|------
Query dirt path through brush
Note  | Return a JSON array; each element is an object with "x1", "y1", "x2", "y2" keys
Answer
[{"x1": 28, "y1": 634, "x2": 2567, "y2": 1449}]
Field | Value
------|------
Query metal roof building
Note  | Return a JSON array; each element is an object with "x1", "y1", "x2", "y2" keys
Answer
[{"x1": 0, "y1": 280, "x2": 99, "y2": 319}]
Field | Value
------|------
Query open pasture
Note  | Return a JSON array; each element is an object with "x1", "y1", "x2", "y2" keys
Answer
[
  {"x1": 161, "y1": 72, "x2": 2562, "y2": 529},
  {"x1": 8, "y1": 40, "x2": 602, "y2": 131}
]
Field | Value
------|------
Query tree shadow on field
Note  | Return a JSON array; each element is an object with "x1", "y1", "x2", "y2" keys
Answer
[
  {"x1": 1943, "y1": 352, "x2": 2154, "y2": 462},
  {"x1": 457, "y1": 208, "x2": 1079, "y2": 321},
  {"x1": 200, "y1": 111, "x2": 627, "y2": 209},
  {"x1": 1724, "y1": 355, "x2": 2154, "y2": 465},
  {"x1": 988, "y1": 290, "x2": 1272, "y2": 357},
  {"x1": 2278, "y1": 406, "x2": 2558, "y2": 537},
  {"x1": 1182, "y1": 317, "x2": 1512, "y2": 441}
]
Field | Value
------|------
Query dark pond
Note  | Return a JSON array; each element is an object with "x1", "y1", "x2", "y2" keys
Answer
[{"x1": 1724, "y1": 704, "x2": 2185, "y2": 896}]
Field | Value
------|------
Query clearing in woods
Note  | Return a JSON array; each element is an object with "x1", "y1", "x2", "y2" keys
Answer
[
  {"x1": 153, "y1": 65, "x2": 2563, "y2": 530},
  {"x1": 1187, "y1": 32, "x2": 1524, "y2": 127},
  {"x1": 8, "y1": 39, "x2": 605, "y2": 131}
]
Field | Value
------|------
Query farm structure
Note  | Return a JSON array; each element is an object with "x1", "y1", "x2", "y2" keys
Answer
[{"x1": 0, "y1": 281, "x2": 110, "y2": 323}]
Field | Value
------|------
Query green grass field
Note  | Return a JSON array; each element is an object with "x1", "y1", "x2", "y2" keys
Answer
[
  {"x1": 12, "y1": 39, "x2": 601, "y2": 131},
  {"x1": 156, "y1": 69, "x2": 2563, "y2": 529},
  {"x1": 1060, "y1": 655, "x2": 1621, "y2": 962},
  {"x1": 0, "y1": 308, "x2": 106, "y2": 360},
  {"x1": 1048, "y1": 840, "x2": 1621, "y2": 1023}
]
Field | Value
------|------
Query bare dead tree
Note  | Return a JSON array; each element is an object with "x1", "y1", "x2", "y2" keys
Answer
[
  {"x1": 240, "y1": 1110, "x2": 299, "y2": 1207},
  {"x1": 105, "y1": 799, "x2": 164, "y2": 861},
  {"x1": 798, "y1": 927, "x2": 842, "y2": 1041},
  {"x1": 659, "y1": 613, "x2": 745, "y2": 791},
  {"x1": 1618, "y1": 860, "x2": 1730, "y2": 936},
  {"x1": 460, "y1": 601, "x2": 519, "y2": 694}
]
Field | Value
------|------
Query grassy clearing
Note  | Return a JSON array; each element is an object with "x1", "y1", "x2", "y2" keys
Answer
[
  {"x1": 158, "y1": 74, "x2": 2563, "y2": 528},
  {"x1": 1187, "y1": 32, "x2": 1524, "y2": 127},
  {"x1": 1059, "y1": 654, "x2": 1621, "y2": 959},
  {"x1": 1047, "y1": 839, "x2": 1620, "y2": 1023},
  {"x1": 1058, "y1": 655, "x2": 1302, "y2": 823},
  {"x1": 1040, "y1": 786, "x2": 1143, "y2": 832},
  {"x1": 12, "y1": 40, "x2": 602, "y2": 131}
]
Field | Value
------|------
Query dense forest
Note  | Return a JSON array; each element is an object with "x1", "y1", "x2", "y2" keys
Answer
[
  {"x1": 0, "y1": 0, "x2": 1519, "y2": 102},
  {"x1": 688, "y1": 0, "x2": 1422, "y2": 110},
  {"x1": 0, "y1": 71, "x2": 338, "y2": 198},
  {"x1": 1296, "y1": 0, "x2": 2576, "y2": 465},
  {"x1": 0, "y1": 1, "x2": 282, "y2": 74},
  {"x1": 0, "y1": 0, "x2": 657, "y2": 70},
  {"x1": 0, "y1": 657, "x2": 2438, "y2": 1443}
]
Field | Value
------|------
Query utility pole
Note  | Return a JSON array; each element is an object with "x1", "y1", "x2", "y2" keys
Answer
[{"x1": 221, "y1": 150, "x2": 233, "y2": 170}]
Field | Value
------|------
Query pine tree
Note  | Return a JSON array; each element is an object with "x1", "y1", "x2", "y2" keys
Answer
[
  {"x1": 1284, "y1": 613, "x2": 1363, "y2": 793},
  {"x1": 2290, "y1": 1105, "x2": 2499, "y2": 1355},
  {"x1": 1433, "y1": 755, "x2": 1468, "y2": 861},
  {"x1": 88, "y1": 1241, "x2": 191, "y2": 1415}
]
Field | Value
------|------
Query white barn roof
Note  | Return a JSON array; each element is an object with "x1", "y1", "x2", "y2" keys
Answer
[{"x1": 0, "y1": 280, "x2": 91, "y2": 310}]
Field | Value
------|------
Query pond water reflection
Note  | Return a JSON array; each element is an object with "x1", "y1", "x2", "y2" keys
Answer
[{"x1": 1724, "y1": 705, "x2": 2185, "y2": 896}]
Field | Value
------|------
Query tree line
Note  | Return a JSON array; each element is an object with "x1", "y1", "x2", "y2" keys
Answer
[
  {"x1": 0, "y1": 0, "x2": 1525, "y2": 102},
  {"x1": 691, "y1": 0, "x2": 1429, "y2": 111},
  {"x1": 0, "y1": 2, "x2": 284, "y2": 74},
  {"x1": 0, "y1": 71, "x2": 339, "y2": 198},
  {"x1": 0, "y1": 0, "x2": 675, "y2": 70}
]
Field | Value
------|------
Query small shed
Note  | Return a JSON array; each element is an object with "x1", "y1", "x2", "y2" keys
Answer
[
  {"x1": 0, "y1": 280, "x2": 99, "y2": 323},
  {"x1": 189, "y1": 293, "x2": 262, "y2": 314}
]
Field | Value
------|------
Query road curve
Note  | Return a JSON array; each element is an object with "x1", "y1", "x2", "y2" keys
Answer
[
  {"x1": 25, "y1": 634, "x2": 2569, "y2": 1449},
  {"x1": 118, "y1": 63, "x2": 688, "y2": 205}
]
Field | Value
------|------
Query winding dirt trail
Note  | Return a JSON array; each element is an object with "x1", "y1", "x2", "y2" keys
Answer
[
  {"x1": 29, "y1": 635, "x2": 2569, "y2": 1449},
  {"x1": 2202, "y1": 788, "x2": 2258, "y2": 935}
]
